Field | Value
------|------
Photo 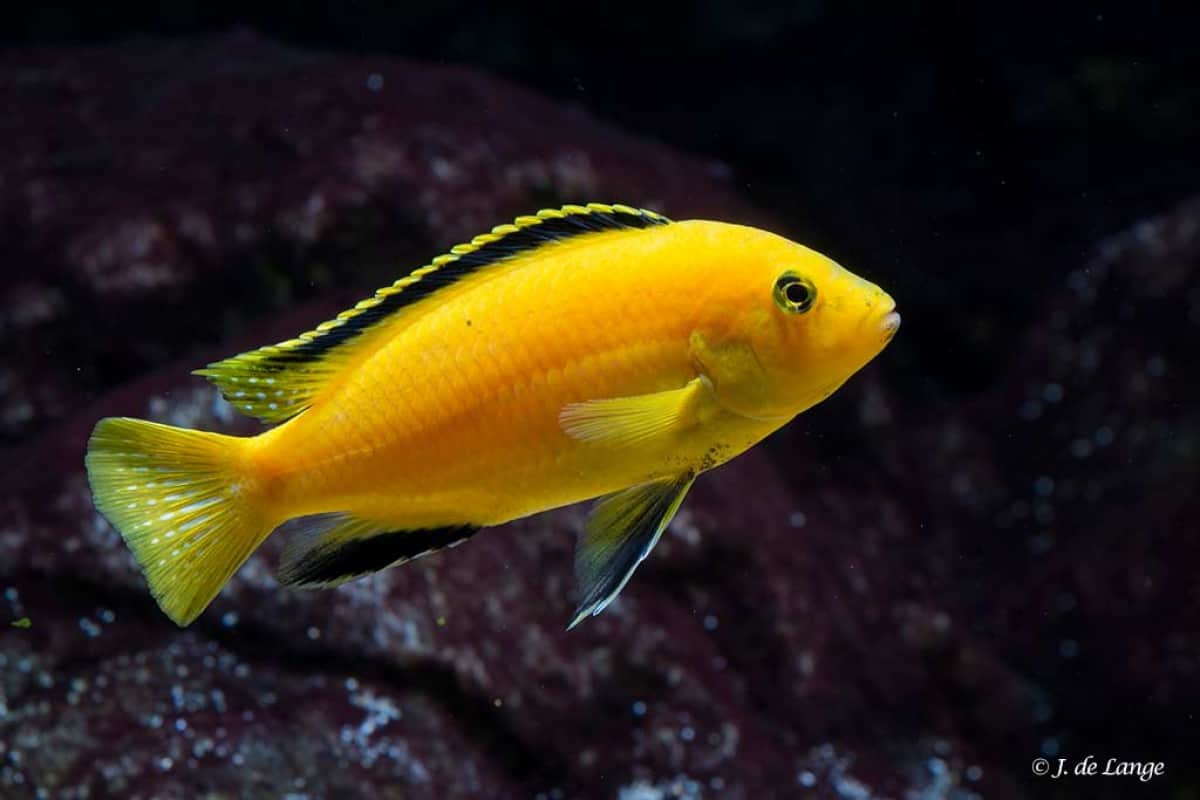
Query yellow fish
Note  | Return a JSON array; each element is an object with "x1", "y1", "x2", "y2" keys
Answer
[{"x1": 85, "y1": 203, "x2": 899, "y2": 628}]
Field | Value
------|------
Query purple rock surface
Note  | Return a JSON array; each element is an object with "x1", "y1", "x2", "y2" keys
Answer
[
  {"x1": 0, "y1": 30, "x2": 756, "y2": 444},
  {"x1": 1, "y1": 32, "x2": 1197, "y2": 800}
]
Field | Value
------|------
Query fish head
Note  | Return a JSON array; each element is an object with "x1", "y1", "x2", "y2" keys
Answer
[{"x1": 689, "y1": 225, "x2": 899, "y2": 420}]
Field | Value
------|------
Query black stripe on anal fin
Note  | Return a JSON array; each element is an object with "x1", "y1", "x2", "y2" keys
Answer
[
  {"x1": 279, "y1": 523, "x2": 480, "y2": 587},
  {"x1": 569, "y1": 472, "x2": 695, "y2": 630}
]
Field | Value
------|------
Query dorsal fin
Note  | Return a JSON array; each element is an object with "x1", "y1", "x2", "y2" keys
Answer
[{"x1": 196, "y1": 203, "x2": 671, "y2": 423}]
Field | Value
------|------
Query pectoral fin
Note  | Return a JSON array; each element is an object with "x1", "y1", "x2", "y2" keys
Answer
[
  {"x1": 569, "y1": 473, "x2": 695, "y2": 629},
  {"x1": 559, "y1": 377, "x2": 711, "y2": 448}
]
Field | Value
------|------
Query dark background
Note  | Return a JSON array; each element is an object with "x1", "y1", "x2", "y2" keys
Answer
[{"x1": 3, "y1": 2, "x2": 1198, "y2": 798}]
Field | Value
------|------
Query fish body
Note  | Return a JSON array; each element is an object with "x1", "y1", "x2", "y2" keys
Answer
[
  {"x1": 257, "y1": 221, "x2": 779, "y2": 524},
  {"x1": 86, "y1": 204, "x2": 899, "y2": 628}
]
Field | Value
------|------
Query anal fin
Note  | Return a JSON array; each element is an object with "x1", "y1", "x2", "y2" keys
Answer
[
  {"x1": 569, "y1": 473, "x2": 695, "y2": 629},
  {"x1": 278, "y1": 512, "x2": 479, "y2": 587}
]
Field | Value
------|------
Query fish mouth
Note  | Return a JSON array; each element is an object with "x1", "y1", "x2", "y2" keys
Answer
[
  {"x1": 872, "y1": 293, "x2": 901, "y2": 347},
  {"x1": 876, "y1": 292, "x2": 900, "y2": 338}
]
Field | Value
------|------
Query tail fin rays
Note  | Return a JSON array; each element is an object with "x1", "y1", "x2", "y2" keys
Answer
[{"x1": 85, "y1": 418, "x2": 272, "y2": 626}]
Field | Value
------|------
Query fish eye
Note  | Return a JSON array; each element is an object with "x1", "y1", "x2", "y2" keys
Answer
[{"x1": 773, "y1": 273, "x2": 816, "y2": 314}]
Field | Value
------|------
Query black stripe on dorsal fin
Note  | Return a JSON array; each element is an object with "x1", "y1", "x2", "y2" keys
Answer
[
  {"x1": 271, "y1": 203, "x2": 668, "y2": 362},
  {"x1": 196, "y1": 203, "x2": 670, "y2": 423},
  {"x1": 277, "y1": 512, "x2": 480, "y2": 587}
]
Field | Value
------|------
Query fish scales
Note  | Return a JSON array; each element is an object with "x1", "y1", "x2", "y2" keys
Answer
[{"x1": 261, "y1": 227, "x2": 699, "y2": 523}]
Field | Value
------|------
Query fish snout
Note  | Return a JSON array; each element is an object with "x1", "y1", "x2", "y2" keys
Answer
[{"x1": 875, "y1": 293, "x2": 900, "y2": 341}]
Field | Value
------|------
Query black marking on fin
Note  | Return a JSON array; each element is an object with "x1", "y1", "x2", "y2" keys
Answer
[
  {"x1": 279, "y1": 524, "x2": 479, "y2": 587},
  {"x1": 570, "y1": 472, "x2": 695, "y2": 629},
  {"x1": 267, "y1": 204, "x2": 667, "y2": 367},
  {"x1": 197, "y1": 204, "x2": 669, "y2": 422}
]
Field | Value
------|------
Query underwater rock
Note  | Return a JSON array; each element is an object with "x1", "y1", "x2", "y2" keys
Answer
[
  {"x1": 0, "y1": 31, "x2": 981, "y2": 800},
  {"x1": 925, "y1": 194, "x2": 1200, "y2": 779},
  {"x1": 12, "y1": 193, "x2": 1194, "y2": 799},
  {"x1": 3, "y1": 31, "x2": 1198, "y2": 800},
  {"x1": 2, "y1": 324, "x2": 1007, "y2": 797},
  {"x1": 0, "y1": 620, "x2": 524, "y2": 799},
  {"x1": 0, "y1": 304, "x2": 1030, "y2": 796},
  {"x1": 0, "y1": 31, "x2": 754, "y2": 444}
]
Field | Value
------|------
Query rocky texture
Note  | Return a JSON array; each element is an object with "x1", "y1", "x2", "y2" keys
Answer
[
  {"x1": 0, "y1": 31, "x2": 756, "y2": 445},
  {"x1": 921, "y1": 197, "x2": 1200, "y2": 796},
  {"x1": 2, "y1": 32, "x2": 1198, "y2": 800},
  {"x1": 765, "y1": 195, "x2": 1200, "y2": 797},
  {"x1": 3, "y1": 328, "x2": 1016, "y2": 799}
]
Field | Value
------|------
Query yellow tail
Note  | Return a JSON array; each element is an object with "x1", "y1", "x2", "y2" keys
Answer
[{"x1": 85, "y1": 417, "x2": 272, "y2": 626}]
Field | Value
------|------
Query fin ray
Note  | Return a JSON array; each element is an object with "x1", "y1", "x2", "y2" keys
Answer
[
  {"x1": 570, "y1": 473, "x2": 695, "y2": 629},
  {"x1": 85, "y1": 418, "x2": 272, "y2": 626},
  {"x1": 560, "y1": 377, "x2": 710, "y2": 448}
]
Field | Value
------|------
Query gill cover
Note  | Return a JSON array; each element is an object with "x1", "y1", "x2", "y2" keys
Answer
[{"x1": 687, "y1": 329, "x2": 783, "y2": 420}]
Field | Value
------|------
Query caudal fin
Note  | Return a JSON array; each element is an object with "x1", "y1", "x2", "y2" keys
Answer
[{"x1": 85, "y1": 417, "x2": 273, "y2": 626}]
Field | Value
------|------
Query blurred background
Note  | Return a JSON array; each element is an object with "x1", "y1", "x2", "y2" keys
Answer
[{"x1": 1, "y1": 2, "x2": 1198, "y2": 798}]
